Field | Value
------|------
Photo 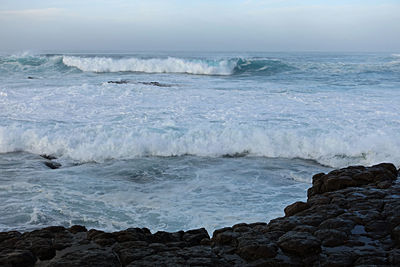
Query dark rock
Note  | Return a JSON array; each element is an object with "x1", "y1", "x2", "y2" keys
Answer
[
  {"x1": 69, "y1": 225, "x2": 87, "y2": 234},
  {"x1": 31, "y1": 239, "x2": 55, "y2": 260},
  {"x1": 389, "y1": 249, "x2": 400, "y2": 265},
  {"x1": 127, "y1": 227, "x2": 151, "y2": 235},
  {"x1": 53, "y1": 233, "x2": 74, "y2": 250},
  {"x1": 86, "y1": 229, "x2": 102, "y2": 240},
  {"x1": 307, "y1": 163, "x2": 397, "y2": 197},
  {"x1": 232, "y1": 223, "x2": 251, "y2": 233},
  {"x1": 0, "y1": 249, "x2": 36, "y2": 267},
  {"x1": 23, "y1": 228, "x2": 54, "y2": 239},
  {"x1": 307, "y1": 194, "x2": 330, "y2": 206},
  {"x1": 212, "y1": 227, "x2": 232, "y2": 237},
  {"x1": 116, "y1": 247, "x2": 154, "y2": 265},
  {"x1": 113, "y1": 227, "x2": 152, "y2": 243},
  {"x1": 165, "y1": 241, "x2": 186, "y2": 248},
  {"x1": 314, "y1": 229, "x2": 347, "y2": 247},
  {"x1": 248, "y1": 222, "x2": 268, "y2": 227},
  {"x1": 237, "y1": 243, "x2": 277, "y2": 260},
  {"x1": 44, "y1": 161, "x2": 62, "y2": 169},
  {"x1": 319, "y1": 218, "x2": 355, "y2": 234},
  {"x1": 377, "y1": 180, "x2": 392, "y2": 189},
  {"x1": 127, "y1": 252, "x2": 185, "y2": 266},
  {"x1": 153, "y1": 230, "x2": 182, "y2": 243},
  {"x1": 267, "y1": 216, "x2": 301, "y2": 232},
  {"x1": 87, "y1": 231, "x2": 116, "y2": 246},
  {"x1": 148, "y1": 242, "x2": 169, "y2": 251},
  {"x1": 108, "y1": 80, "x2": 129, "y2": 84},
  {"x1": 200, "y1": 238, "x2": 212, "y2": 245},
  {"x1": 93, "y1": 237, "x2": 115, "y2": 247},
  {"x1": 113, "y1": 232, "x2": 142, "y2": 243},
  {"x1": 212, "y1": 230, "x2": 239, "y2": 247},
  {"x1": 40, "y1": 154, "x2": 57, "y2": 160},
  {"x1": 44, "y1": 226, "x2": 67, "y2": 233},
  {"x1": 365, "y1": 220, "x2": 389, "y2": 237},
  {"x1": 14, "y1": 234, "x2": 56, "y2": 260},
  {"x1": 382, "y1": 199, "x2": 400, "y2": 229},
  {"x1": 186, "y1": 256, "x2": 215, "y2": 266},
  {"x1": 284, "y1": 201, "x2": 309, "y2": 217},
  {"x1": 292, "y1": 225, "x2": 316, "y2": 233},
  {"x1": 140, "y1": 81, "x2": 171, "y2": 87},
  {"x1": 277, "y1": 231, "x2": 321, "y2": 255},
  {"x1": 319, "y1": 251, "x2": 355, "y2": 266},
  {"x1": 353, "y1": 256, "x2": 388, "y2": 265},
  {"x1": 182, "y1": 228, "x2": 209, "y2": 246},
  {"x1": 0, "y1": 237, "x2": 20, "y2": 250},
  {"x1": 222, "y1": 151, "x2": 249, "y2": 158},
  {"x1": 0, "y1": 231, "x2": 21, "y2": 243},
  {"x1": 47, "y1": 248, "x2": 120, "y2": 267},
  {"x1": 392, "y1": 224, "x2": 400, "y2": 245},
  {"x1": 114, "y1": 240, "x2": 148, "y2": 250}
]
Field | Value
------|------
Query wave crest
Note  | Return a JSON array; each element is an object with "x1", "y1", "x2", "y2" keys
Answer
[
  {"x1": 61, "y1": 56, "x2": 294, "y2": 76},
  {"x1": 62, "y1": 56, "x2": 236, "y2": 75},
  {"x1": 1, "y1": 124, "x2": 399, "y2": 169},
  {"x1": 0, "y1": 54, "x2": 294, "y2": 76}
]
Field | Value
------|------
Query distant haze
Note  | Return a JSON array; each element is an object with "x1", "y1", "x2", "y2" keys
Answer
[{"x1": 0, "y1": 0, "x2": 399, "y2": 52}]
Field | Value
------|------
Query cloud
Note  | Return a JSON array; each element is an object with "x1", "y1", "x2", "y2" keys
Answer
[
  {"x1": 0, "y1": 8, "x2": 65, "y2": 20},
  {"x1": 0, "y1": 1, "x2": 399, "y2": 52}
]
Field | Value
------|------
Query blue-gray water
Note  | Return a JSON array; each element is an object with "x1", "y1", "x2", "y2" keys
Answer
[{"x1": 0, "y1": 52, "x2": 399, "y2": 233}]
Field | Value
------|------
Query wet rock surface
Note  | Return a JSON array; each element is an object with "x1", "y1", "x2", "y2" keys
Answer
[
  {"x1": 107, "y1": 80, "x2": 130, "y2": 84},
  {"x1": 43, "y1": 161, "x2": 61, "y2": 169},
  {"x1": 40, "y1": 154, "x2": 62, "y2": 169},
  {"x1": 107, "y1": 80, "x2": 172, "y2": 87},
  {"x1": 139, "y1": 81, "x2": 171, "y2": 87},
  {"x1": 1, "y1": 163, "x2": 399, "y2": 266}
]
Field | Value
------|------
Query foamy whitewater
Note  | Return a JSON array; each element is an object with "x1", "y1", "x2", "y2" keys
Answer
[{"x1": 1, "y1": 52, "x2": 399, "y2": 233}]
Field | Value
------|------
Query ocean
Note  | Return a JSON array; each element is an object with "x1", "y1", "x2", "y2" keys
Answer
[{"x1": 0, "y1": 52, "x2": 399, "y2": 233}]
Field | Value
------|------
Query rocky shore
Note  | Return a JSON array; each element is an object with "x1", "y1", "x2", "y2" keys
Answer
[{"x1": 1, "y1": 163, "x2": 399, "y2": 266}]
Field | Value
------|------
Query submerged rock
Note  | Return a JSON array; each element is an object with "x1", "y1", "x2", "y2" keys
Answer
[
  {"x1": 40, "y1": 154, "x2": 57, "y2": 160},
  {"x1": 139, "y1": 81, "x2": 171, "y2": 87},
  {"x1": 107, "y1": 80, "x2": 129, "y2": 84},
  {"x1": 222, "y1": 150, "x2": 249, "y2": 158},
  {"x1": 107, "y1": 80, "x2": 172, "y2": 87},
  {"x1": 0, "y1": 163, "x2": 398, "y2": 266},
  {"x1": 44, "y1": 161, "x2": 61, "y2": 169}
]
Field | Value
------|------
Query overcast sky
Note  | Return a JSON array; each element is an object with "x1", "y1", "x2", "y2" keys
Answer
[{"x1": 0, "y1": 0, "x2": 399, "y2": 52}]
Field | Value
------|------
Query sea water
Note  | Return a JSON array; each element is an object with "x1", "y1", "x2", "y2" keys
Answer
[{"x1": 0, "y1": 52, "x2": 399, "y2": 233}]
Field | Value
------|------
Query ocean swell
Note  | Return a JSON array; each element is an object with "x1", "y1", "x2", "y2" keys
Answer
[{"x1": 0, "y1": 54, "x2": 69, "y2": 74}]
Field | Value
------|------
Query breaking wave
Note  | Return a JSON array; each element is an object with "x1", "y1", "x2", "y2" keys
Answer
[
  {"x1": 0, "y1": 54, "x2": 294, "y2": 76},
  {"x1": 2, "y1": 53, "x2": 399, "y2": 77},
  {"x1": 62, "y1": 56, "x2": 235, "y2": 75},
  {"x1": 1, "y1": 124, "x2": 399, "y2": 169},
  {"x1": 61, "y1": 56, "x2": 295, "y2": 75}
]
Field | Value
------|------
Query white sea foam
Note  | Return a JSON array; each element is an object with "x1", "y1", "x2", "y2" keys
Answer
[
  {"x1": 62, "y1": 56, "x2": 235, "y2": 75},
  {"x1": 1, "y1": 123, "x2": 399, "y2": 168}
]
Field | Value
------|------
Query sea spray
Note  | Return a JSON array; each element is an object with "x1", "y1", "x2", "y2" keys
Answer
[{"x1": 1, "y1": 52, "x2": 399, "y2": 233}]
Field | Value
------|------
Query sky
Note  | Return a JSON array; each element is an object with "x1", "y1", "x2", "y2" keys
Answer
[{"x1": 0, "y1": 0, "x2": 399, "y2": 52}]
